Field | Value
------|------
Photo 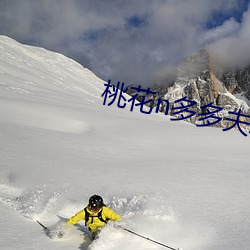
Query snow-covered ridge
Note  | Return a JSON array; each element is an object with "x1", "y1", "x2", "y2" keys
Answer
[
  {"x1": 0, "y1": 35, "x2": 107, "y2": 134},
  {"x1": 0, "y1": 35, "x2": 105, "y2": 99}
]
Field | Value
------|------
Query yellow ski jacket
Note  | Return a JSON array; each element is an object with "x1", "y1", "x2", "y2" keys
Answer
[{"x1": 67, "y1": 206, "x2": 121, "y2": 233}]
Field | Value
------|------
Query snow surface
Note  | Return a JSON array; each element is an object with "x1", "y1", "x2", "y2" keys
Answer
[{"x1": 0, "y1": 35, "x2": 250, "y2": 250}]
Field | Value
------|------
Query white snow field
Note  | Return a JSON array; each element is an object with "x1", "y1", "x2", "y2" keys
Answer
[{"x1": 0, "y1": 35, "x2": 250, "y2": 250}]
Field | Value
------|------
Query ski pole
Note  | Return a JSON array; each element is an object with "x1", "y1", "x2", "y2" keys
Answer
[
  {"x1": 37, "y1": 220, "x2": 48, "y2": 231},
  {"x1": 122, "y1": 227, "x2": 180, "y2": 250}
]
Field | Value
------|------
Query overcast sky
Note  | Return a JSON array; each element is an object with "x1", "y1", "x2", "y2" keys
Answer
[{"x1": 0, "y1": 0, "x2": 249, "y2": 86}]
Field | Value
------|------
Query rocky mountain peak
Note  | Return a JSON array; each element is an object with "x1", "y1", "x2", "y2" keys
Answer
[
  {"x1": 126, "y1": 48, "x2": 250, "y2": 132},
  {"x1": 177, "y1": 48, "x2": 210, "y2": 78}
]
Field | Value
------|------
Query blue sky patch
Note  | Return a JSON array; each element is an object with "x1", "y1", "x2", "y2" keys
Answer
[
  {"x1": 206, "y1": 0, "x2": 249, "y2": 29},
  {"x1": 126, "y1": 15, "x2": 148, "y2": 28}
]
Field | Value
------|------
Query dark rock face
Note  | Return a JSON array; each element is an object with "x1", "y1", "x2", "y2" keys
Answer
[{"x1": 217, "y1": 66, "x2": 250, "y2": 99}]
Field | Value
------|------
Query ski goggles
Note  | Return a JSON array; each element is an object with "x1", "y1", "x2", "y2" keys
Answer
[{"x1": 89, "y1": 204, "x2": 101, "y2": 212}]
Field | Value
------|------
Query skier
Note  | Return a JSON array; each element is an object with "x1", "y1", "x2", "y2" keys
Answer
[{"x1": 66, "y1": 194, "x2": 121, "y2": 239}]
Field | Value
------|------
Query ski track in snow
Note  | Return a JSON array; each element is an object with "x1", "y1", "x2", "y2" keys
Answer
[{"x1": 0, "y1": 179, "x2": 211, "y2": 250}]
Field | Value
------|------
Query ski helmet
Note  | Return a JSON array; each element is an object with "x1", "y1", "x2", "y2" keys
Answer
[{"x1": 89, "y1": 195, "x2": 104, "y2": 210}]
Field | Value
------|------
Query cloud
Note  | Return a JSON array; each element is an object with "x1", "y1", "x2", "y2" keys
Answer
[
  {"x1": 209, "y1": 3, "x2": 250, "y2": 69},
  {"x1": 200, "y1": 18, "x2": 240, "y2": 45},
  {"x1": 0, "y1": 0, "x2": 249, "y2": 86}
]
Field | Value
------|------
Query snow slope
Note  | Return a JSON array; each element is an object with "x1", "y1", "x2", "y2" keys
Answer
[{"x1": 0, "y1": 35, "x2": 250, "y2": 250}]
